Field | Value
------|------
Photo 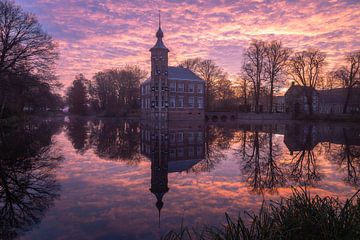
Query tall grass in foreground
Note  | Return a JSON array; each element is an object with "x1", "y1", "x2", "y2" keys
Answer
[{"x1": 162, "y1": 188, "x2": 360, "y2": 240}]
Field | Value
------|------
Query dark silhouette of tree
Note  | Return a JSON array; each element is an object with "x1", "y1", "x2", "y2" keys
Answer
[
  {"x1": 178, "y1": 58, "x2": 234, "y2": 111},
  {"x1": 178, "y1": 57, "x2": 201, "y2": 72},
  {"x1": 263, "y1": 129, "x2": 285, "y2": 190},
  {"x1": 66, "y1": 117, "x2": 89, "y2": 153},
  {"x1": 234, "y1": 74, "x2": 252, "y2": 108},
  {"x1": 238, "y1": 127, "x2": 284, "y2": 194},
  {"x1": 66, "y1": 74, "x2": 88, "y2": 115},
  {"x1": 285, "y1": 125, "x2": 321, "y2": 186},
  {"x1": 193, "y1": 125, "x2": 229, "y2": 172},
  {"x1": 243, "y1": 40, "x2": 267, "y2": 113},
  {"x1": 287, "y1": 49, "x2": 326, "y2": 115},
  {"x1": 0, "y1": 120, "x2": 62, "y2": 239},
  {"x1": 0, "y1": 1, "x2": 58, "y2": 118},
  {"x1": 289, "y1": 149, "x2": 320, "y2": 186},
  {"x1": 264, "y1": 41, "x2": 290, "y2": 113},
  {"x1": 330, "y1": 129, "x2": 360, "y2": 186},
  {"x1": 90, "y1": 66, "x2": 146, "y2": 116},
  {"x1": 89, "y1": 119, "x2": 141, "y2": 164},
  {"x1": 333, "y1": 51, "x2": 360, "y2": 114}
]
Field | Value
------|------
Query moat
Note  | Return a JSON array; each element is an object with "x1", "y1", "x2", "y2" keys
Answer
[{"x1": 1, "y1": 117, "x2": 359, "y2": 240}]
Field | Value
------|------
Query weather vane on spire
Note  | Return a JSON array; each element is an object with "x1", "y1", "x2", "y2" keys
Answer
[{"x1": 158, "y1": 10, "x2": 161, "y2": 28}]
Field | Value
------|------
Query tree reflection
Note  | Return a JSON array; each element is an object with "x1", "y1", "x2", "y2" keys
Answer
[
  {"x1": 194, "y1": 125, "x2": 232, "y2": 172},
  {"x1": 284, "y1": 124, "x2": 321, "y2": 186},
  {"x1": 263, "y1": 130, "x2": 285, "y2": 190},
  {"x1": 66, "y1": 117, "x2": 89, "y2": 153},
  {"x1": 331, "y1": 129, "x2": 360, "y2": 186},
  {"x1": 90, "y1": 119, "x2": 141, "y2": 164},
  {"x1": 289, "y1": 149, "x2": 320, "y2": 185},
  {"x1": 239, "y1": 126, "x2": 285, "y2": 194},
  {"x1": 0, "y1": 121, "x2": 62, "y2": 240},
  {"x1": 65, "y1": 118, "x2": 142, "y2": 164}
]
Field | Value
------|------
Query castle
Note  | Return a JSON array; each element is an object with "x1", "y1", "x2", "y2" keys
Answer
[{"x1": 140, "y1": 17, "x2": 205, "y2": 121}]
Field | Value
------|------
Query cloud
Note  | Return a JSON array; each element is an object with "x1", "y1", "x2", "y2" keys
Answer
[{"x1": 16, "y1": 0, "x2": 360, "y2": 88}]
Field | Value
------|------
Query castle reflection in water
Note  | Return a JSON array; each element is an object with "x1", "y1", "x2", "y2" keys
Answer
[{"x1": 140, "y1": 120, "x2": 205, "y2": 222}]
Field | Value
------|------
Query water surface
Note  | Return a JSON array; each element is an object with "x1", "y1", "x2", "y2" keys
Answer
[{"x1": 1, "y1": 117, "x2": 359, "y2": 239}]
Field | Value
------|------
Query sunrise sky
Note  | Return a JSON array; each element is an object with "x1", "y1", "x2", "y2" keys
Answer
[{"x1": 17, "y1": 0, "x2": 360, "y2": 87}]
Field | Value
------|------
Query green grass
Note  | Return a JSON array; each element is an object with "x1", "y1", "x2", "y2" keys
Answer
[{"x1": 162, "y1": 188, "x2": 360, "y2": 240}]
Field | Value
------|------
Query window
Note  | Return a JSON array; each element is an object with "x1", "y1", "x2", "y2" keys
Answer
[
  {"x1": 188, "y1": 97, "x2": 194, "y2": 108},
  {"x1": 188, "y1": 83, "x2": 194, "y2": 92},
  {"x1": 177, "y1": 148, "x2": 184, "y2": 158},
  {"x1": 188, "y1": 132, "x2": 194, "y2": 143},
  {"x1": 188, "y1": 147, "x2": 194, "y2": 157},
  {"x1": 170, "y1": 149, "x2": 176, "y2": 158},
  {"x1": 197, "y1": 84, "x2": 203, "y2": 93},
  {"x1": 170, "y1": 82, "x2": 176, "y2": 92},
  {"x1": 196, "y1": 146, "x2": 203, "y2": 156},
  {"x1": 177, "y1": 83, "x2": 184, "y2": 92},
  {"x1": 197, "y1": 97, "x2": 203, "y2": 109},
  {"x1": 177, "y1": 96, "x2": 184, "y2": 108},
  {"x1": 169, "y1": 133, "x2": 176, "y2": 143},
  {"x1": 155, "y1": 96, "x2": 159, "y2": 107},
  {"x1": 177, "y1": 132, "x2": 184, "y2": 143},
  {"x1": 170, "y1": 96, "x2": 176, "y2": 108},
  {"x1": 197, "y1": 132, "x2": 203, "y2": 143}
]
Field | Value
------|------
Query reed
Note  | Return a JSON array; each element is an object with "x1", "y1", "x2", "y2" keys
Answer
[{"x1": 162, "y1": 188, "x2": 360, "y2": 240}]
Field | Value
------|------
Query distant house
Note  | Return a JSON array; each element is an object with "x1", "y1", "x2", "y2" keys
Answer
[
  {"x1": 285, "y1": 83, "x2": 319, "y2": 115},
  {"x1": 285, "y1": 83, "x2": 360, "y2": 115},
  {"x1": 318, "y1": 88, "x2": 360, "y2": 114},
  {"x1": 140, "y1": 21, "x2": 205, "y2": 120}
]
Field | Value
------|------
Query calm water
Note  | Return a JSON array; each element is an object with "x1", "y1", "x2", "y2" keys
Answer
[{"x1": 1, "y1": 117, "x2": 360, "y2": 240}]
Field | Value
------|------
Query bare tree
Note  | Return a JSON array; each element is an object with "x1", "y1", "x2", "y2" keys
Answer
[
  {"x1": 243, "y1": 40, "x2": 267, "y2": 113},
  {"x1": 264, "y1": 41, "x2": 290, "y2": 113},
  {"x1": 178, "y1": 58, "x2": 226, "y2": 111},
  {"x1": 333, "y1": 51, "x2": 360, "y2": 114},
  {"x1": 0, "y1": 1, "x2": 58, "y2": 118},
  {"x1": 287, "y1": 49, "x2": 326, "y2": 114},
  {"x1": 0, "y1": 1, "x2": 57, "y2": 74},
  {"x1": 178, "y1": 57, "x2": 201, "y2": 72}
]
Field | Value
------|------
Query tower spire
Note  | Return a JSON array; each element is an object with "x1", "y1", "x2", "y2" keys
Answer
[
  {"x1": 151, "y1": 10, "x2": 168, "y2": 50},
  {"x1": 159, "y1": 10, "x2": 161, "y2": 28}
]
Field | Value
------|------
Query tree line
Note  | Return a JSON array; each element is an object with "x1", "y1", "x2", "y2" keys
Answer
[
  {"x1": 66, "y1": 66, "x2": 146, "y2": 116},
  {"x1": 0, "y1": 1, "x2": 62, "y2": 119},
  {"x1": 179, "y1": 42, "x2": 360, "y2": 114}
]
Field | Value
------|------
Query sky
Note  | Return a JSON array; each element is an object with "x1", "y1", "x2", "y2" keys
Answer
[{"x1": 17, "y1": 0, "x2": 360, "y2": 87}]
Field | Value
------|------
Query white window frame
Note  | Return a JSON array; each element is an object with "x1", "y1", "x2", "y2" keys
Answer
[
  {"x1": 197, "y1": 84, "x2": 203, "y2": 93},
  {"x1": 188, "y1": 83, "x2": 194, "y2": 93},
  {"x1": 177, "y1": 83, "x2": 184, "y2": 92},
  {"x1": 188, "y1": 96, "x2": 194, "y2": 108},
  {"x1": 177, "y1": 96, "x2": 184, "y2": 108}
]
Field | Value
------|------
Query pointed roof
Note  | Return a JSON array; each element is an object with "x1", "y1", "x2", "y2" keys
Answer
[{"x1": 150, "y1": 11, "x2": 169, "y2": 51}]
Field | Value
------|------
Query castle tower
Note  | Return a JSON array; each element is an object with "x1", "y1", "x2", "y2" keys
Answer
[{"x1": 150, "y1": 12, "x2": 169, "y2": 121}]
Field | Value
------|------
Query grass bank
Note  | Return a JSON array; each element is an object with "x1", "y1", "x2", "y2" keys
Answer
[{"x1": 163, "y1": 188, "x2": 360, "y2": 240}]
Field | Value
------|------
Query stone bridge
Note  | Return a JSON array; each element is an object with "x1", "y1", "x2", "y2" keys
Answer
[{"x1": 205, "y1": 112, "x2": 237, "y2": 122}]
